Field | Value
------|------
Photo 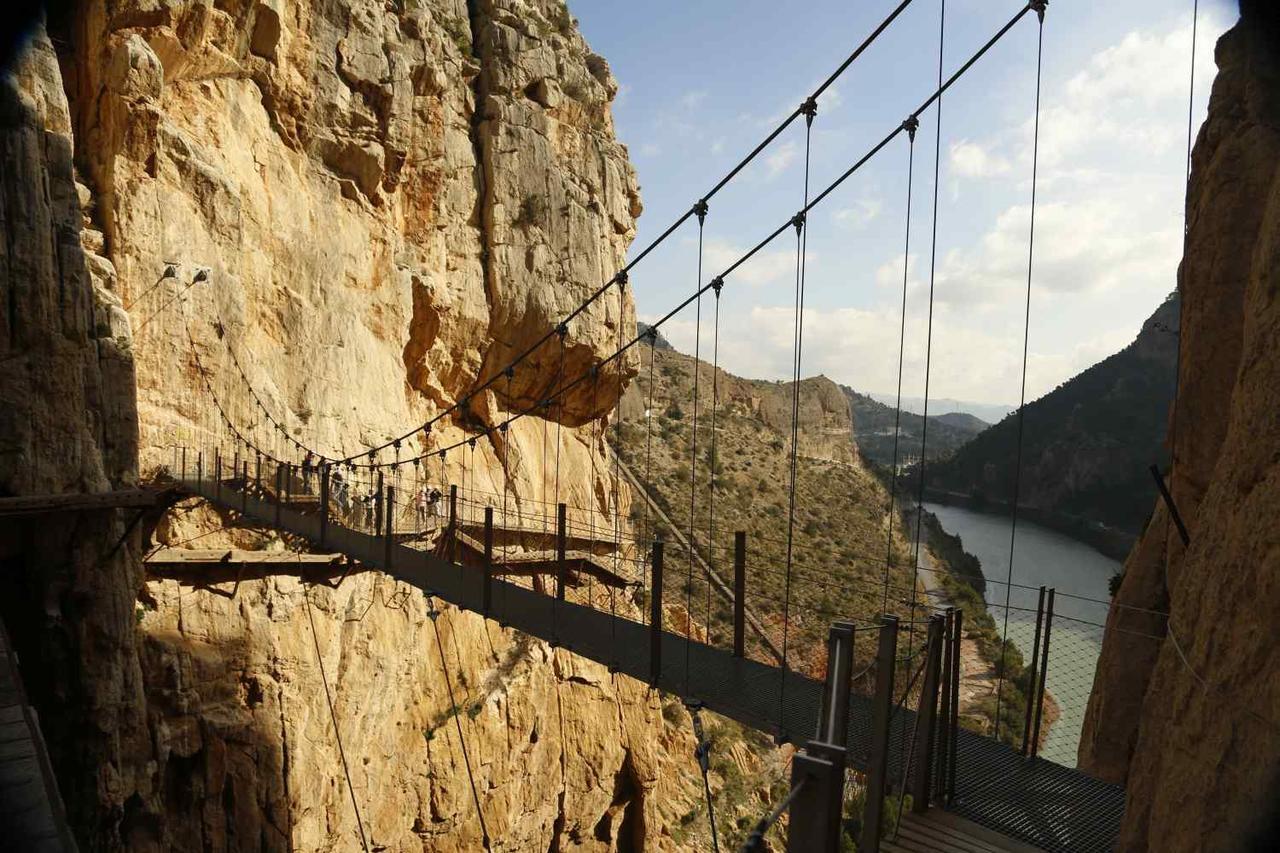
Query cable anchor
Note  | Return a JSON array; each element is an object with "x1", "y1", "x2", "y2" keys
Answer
[{"x1": 800, "y1": 95, "x2": 818, "y2": 126}]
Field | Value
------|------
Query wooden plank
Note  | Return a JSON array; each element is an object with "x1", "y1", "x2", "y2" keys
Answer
[
  {"x1": 0, "y1": 489, "x2": 158, "y2": 516},
  {"x1": 145, "y1": 548, "x2": 343, "y2": 568}
]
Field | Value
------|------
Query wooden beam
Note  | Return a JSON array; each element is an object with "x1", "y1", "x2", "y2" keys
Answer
[
  {"x1": 0, "y1": 489, "x2": 160, "y2": 516},
  {"x1": 145, "y1": 548, "x2": 344, "y2": 568}
]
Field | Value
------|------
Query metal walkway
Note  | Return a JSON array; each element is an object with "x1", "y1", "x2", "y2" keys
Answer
[
  {"x1": 885, "y1": 809, "x2": 1047, "y2": 852},
  {"x1": 0, "y1": 620, "x2": 77, "y2": 852},
  {"x1": 176, "y1": 474, "x2": 1123, "y2": 852}
]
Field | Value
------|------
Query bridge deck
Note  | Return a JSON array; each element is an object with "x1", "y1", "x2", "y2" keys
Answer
[
  {"x1": 176, "y1": 475, "x2": 1123, "y2": 853},
  {"x1": 0, "y1": 621, "x2": 76, "y2": 852}
]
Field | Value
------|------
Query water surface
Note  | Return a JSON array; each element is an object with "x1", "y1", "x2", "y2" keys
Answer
[{"x1": 922, "y1": 502, "x2": 1121, "y2": 766}]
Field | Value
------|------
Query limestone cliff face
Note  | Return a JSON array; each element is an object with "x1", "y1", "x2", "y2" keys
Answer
[
  {"x1": 1, "y1": 1, "x2": 739, "y2": 850},
  {"x1": 1080, "y1": 7, "x2": 1280, "y2": 850}
]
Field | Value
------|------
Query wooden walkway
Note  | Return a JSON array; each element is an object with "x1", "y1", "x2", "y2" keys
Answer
[
  {"x1": 0, "y1": 621, "x2": 76, "y2": 852},
  {"x1": 885, "y1": 810, "x2": 1046, "y2": 852}
]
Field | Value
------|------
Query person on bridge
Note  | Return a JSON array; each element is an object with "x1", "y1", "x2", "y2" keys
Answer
[
  {"x1": 362, "y1": 486, "x2": 377, "y2": 530},
  {"x1": 428, "y1": 487, "x2": 444, "y2": 528},
  {"x1": 415, "y1": 485, "x2": 428, "y2": 528},
  {"x1": 301, "y1": 451, "x2": 315, "y2": 491},
  {"x1": 332, "y1": 468, "x2": 349, "y2": 515}
]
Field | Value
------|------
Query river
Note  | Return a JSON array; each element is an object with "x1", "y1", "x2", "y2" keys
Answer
[{"x1": 922, "y1": 502, "x2": 1121, "y2": 767}]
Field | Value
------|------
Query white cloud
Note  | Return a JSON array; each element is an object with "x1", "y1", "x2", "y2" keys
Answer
[
  {"x1": 765, "y1": 141, "x2": 798, "y2": 179},
  {"x1": 638, "y1": 142, "x2": 662, "y2": 158},
  {"x1": 949, "y1": 140, "x2": 1011, "y2": 178},
  {"x1": 680, "y1": 89, "x2": 708, "y2": 111},
  {"x1": 703, "y1": 239, "x2": 800, "y2": 288},
  {"x1": 832, "y1": 198, "x2": 882, "y2": 230}
]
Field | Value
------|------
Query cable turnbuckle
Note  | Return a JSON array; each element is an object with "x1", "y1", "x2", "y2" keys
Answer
[
  {"x1": 800, "y1": 96, "x2": 818, "y2": 125},
  {"x1": 791, "y1": 210, "x2": 806, "y2": 232},
  {"x1": 616, "y1": 269, "x2": 629, "y2": 289},
  {"x1": 499, "y1": 421, "x2": 509, "y2": 433},
  {"x1": 468, "y1": 438, "x2": 477, "y2": 449},
  {"x1": 693, "y1": 198, "x2": 709, "y2": 224},
  {"x1": 710, "y1": 276, "x2": 724, "y2": 297},
  {"x1": 1030, "y1": 0, "x2": 1047, "y2": 21},
  {"x1": 645, "y1": 326, "x2": 658, "y2": 342},
  {"x1": 556, "y1": 323, "x2": 569, "y2": 338},
  {"x1": 902, "y1": 114, "x2": 920, "y2": 141}
]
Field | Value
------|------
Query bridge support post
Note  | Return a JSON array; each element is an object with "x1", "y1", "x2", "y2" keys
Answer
[
  {"x1": 375, "y1": 472, "x2": 385, "y2": 536},
  {"x1": 241, "y1": 460, "x2": 249, "y2": 515},
  {"x1": 448, "y1": 485, "x2": 457, "y2": 565},
  {"x1": 483, "y1": 507, "x2": 494, "y2": 616},
  {"x1": 556, "y1": 503, "x2": 567, "y2": 601},
  {"x1": 215, "y1": 452, "x2": 222, "y2": 501},
  {"x1": 274, "y1": 463, "x2": 283, "y2": 529},
  {"x1": 733, "y1": 531, "x2": 746, "y2": 658},
  {"x1": 1021, "y1": 587, "x2": 1047, "y2": 756},
  {"x1": 284, "y1": 463, "x2": 292, "y2": 508},
  {"x1": 649, "y1": 537, "x2": 664, "y2": 686},
  {"x1": 936, "y1": 608, "x2": 955, "y2": 803},
  {"x1": 910, "y1": 614, "x2": 945, "y2": 813},
  {"x1": 182, "y1": 446, "x2": 187, "y2": 481},
  {"x1": 319, "y1": 464, "x2": 330, "y2": 548},
  {"x1": 197, "y1": 451, "x2": 203, "y2": 493},
  {"x1": 384, "y1": 483, "x2": 394, "y2": 569},
  {"x1": 1029, "y1": 588, "x2": 1055, "y2": 758},
  {"x1": 947, "y1": 608, "x2": 962, "y2": 804},
  {"x1": 255, "y1": 453, "x2": 262, "y2": 495},
  {"x1": 861, "y1": 615, "x2": 899, "y2": 853}
]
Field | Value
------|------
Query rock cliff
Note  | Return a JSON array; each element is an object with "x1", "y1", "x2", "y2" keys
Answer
[
  {"x1": 0, "y1": 1, "x2": 749, "y2": 850},
  {"x1": 1080, "y1": 5, "x2": 1280, "y2": 850}
]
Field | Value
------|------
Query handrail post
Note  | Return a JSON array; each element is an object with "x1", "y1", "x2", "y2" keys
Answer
[
  {"x1": 384, "y1": 483, "x2": 395, "y2": 569},
  {"x1": 274, "y1": 463, "x2": 283, "y2": 529},
  {"x1": 215, "y1": 451, "x2": 222, "y2": 501},
  {"x1": 649, "y1": 536, "x2": 664, "y2": 686},
  {"x1": 556, "y1": 502, "x2": 568, "y2": 601},
  {"x1": 448, "y1": 484, "x2": 458, "y2": 563},
  {"x1": 319, "y1": 464, "x2": 330, "y2": 548},
  {"x1": 483, "y1": 507, "x2": 494, "y2": 615},
  {"x1": 1022, "y1": 586, "x2": 1047, "y2": 756},
  {"x1": 947, "y1": 607, "x2": 962, "y2": 804},
  {"x1": 241, "y1": 460, "x2": 249, "y2": 515},
  {"x1": 910, "y1": 614, "x2": 945, "y2": 813},
  {"x1": 181, "y1": 446, "x2": 187, "y2": 481},
  {"x1": 805, "y1": 620, "x2": 856, "y2": 851},
  {"x1": 375, "y1": 472, "x2": 385, "y2": 535},
  {"x1": 255, "y1": 452, "x2": 262, "y2": 494},
  {"x1": 861, "y1": 615, "x2": 899, "y2": 853},
  {"x1": 733, "y1": 531, "x2": 746, "y2": 658},
  {"x1": 197, "y1": 451, "x2": 204, "y2": 493},
  {"x1": 1030, "y1": 588, "x2": 1055, "y2": 758},
  {"x1": 936, "y1": 608, "x2": 954, "y2": 802}
]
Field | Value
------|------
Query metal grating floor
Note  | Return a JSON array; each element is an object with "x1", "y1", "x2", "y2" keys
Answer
[{"x1": 181, "y1": 476, "x2": 1125, "y2": 851}]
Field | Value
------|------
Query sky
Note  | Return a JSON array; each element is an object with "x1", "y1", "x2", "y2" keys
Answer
[{"x1": 573, "y1": 0, "x2": 1235, "y2": 412}]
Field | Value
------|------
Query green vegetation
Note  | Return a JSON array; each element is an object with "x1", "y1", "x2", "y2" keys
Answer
[
  {"x1": 844, "y1": 386, "x2": 987, "y2": 469},
  {"x1": 927, "y1": 293, "x2": 1178, "y2": 535}
]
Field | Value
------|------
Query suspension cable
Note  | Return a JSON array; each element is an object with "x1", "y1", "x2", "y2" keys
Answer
[
  {"x1": 304, "y1": 583, "x2": 371, "y2": 853},
  {"x1": 884, "y1": 120, "x2": 919, "y2": 614},
  {"x1": 706, "y1": 279, "x2": 723, "y2": 640},
  {"x1": 779, "y1": 96, "x2": 817, "y2": 730},
  {"x1": 426, "y1": 597, "x2": 491, "y2": 850},
  {"x1": 909, "y1": 0, "x2": 948, "y2": 655},
  {"x1": 995, "y1": 0, "x2": 1046, "y2": 741},
  {"x1": 686, "y1": 201, "x2": 708, "y2": 695},
  {"x1": 688, "y1": 703, "x2": 721, "y2": 852}
]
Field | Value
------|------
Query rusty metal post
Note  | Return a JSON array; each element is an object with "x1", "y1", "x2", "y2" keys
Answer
[
  {"x1": 861, "y1": 615, "x2": 899, "y2": 853},
  {"x1": 947, "y1": 607, "x2": 962, "y2": 804},
  {"x1": 910, "y1": 614, "x2": 945, "y2": 813},
  {"x1": 733, "y1": 531, "x2": 746, "y2": 658},
  {"x1": 649, "y1": 537, "x2": 664, "y2": 686},
  {"x1": 556, "y1": 502, "x2": 568, "y2": 601},
  {"x1": 384, "y1": 484, "x2": 395, "y2": 569},
  {"x1": 483, "y1": 507, "x2": 494, "y2": 615},
  {"x1": 319, "y1": 464, "x2": 330, "y2": 548},
  {"x1": 1030, "y1": 588, "x2": 1055, "y2": 758},
  {"x1": 1022, "y1": 586, "x2": 1047, "y2": 756}
]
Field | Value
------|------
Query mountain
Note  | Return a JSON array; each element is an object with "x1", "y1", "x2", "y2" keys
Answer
[
  {"x1": 636, "y1": 320, "x2": 674, "y2": 351},
  {"x1": 844, "y1": 386, "x2": 988, "y2": 470},
  {"x1": 926, "y1": 293, "x2": 1179, "y2": 538},
  {"x1": 869, "y1": 393, "x2": 1014, "y2": 423}
]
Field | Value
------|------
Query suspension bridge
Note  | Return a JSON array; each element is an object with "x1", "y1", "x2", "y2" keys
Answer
[{"x1": 11, "y1": 0, "x2": 1205, "y2": 850}]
